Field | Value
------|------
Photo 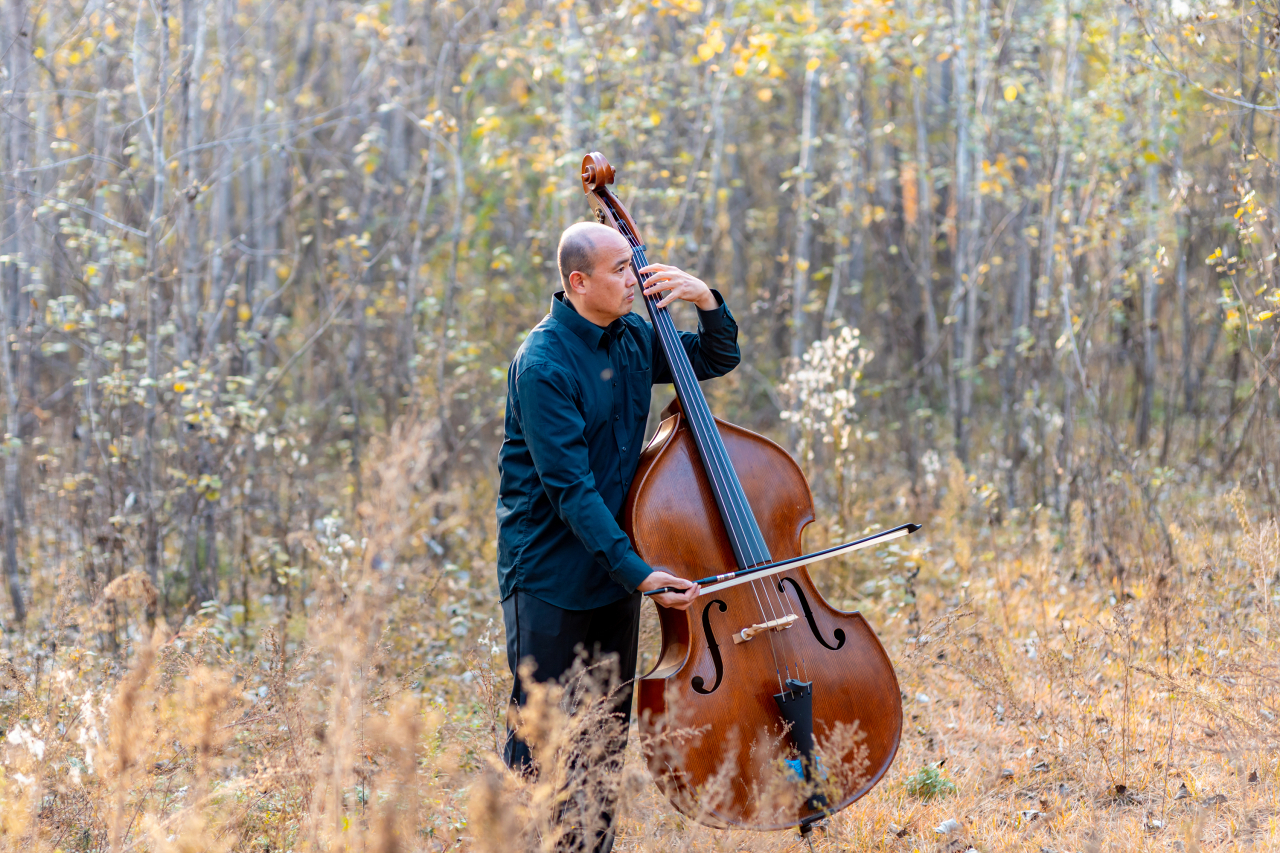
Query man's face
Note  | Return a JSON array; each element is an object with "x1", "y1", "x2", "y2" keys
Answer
[{"x1": 570, "y1": 232, "x2": 638, "y2": 323}]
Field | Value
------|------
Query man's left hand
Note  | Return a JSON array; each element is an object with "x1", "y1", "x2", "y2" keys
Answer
[{"x1": 637, "y1": 263, "x2": 718, "y2": 311}]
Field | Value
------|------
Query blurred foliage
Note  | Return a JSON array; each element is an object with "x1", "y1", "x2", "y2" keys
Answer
[{"x1": 0, "y1": 0, "x2": 1277, "y2": 845}]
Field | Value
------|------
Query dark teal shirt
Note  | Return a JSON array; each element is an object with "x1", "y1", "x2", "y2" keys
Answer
[{"x1": 497, "y1": 290, "x2": 741, "y2": 610}]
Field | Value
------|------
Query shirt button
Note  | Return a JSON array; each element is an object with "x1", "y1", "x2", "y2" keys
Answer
[
  {"x1": 615, "y1": 415, "x2": 620, "y2": 420},
  {"x1": 621, "y1": 446, "x2": 627, "y2": 452}
]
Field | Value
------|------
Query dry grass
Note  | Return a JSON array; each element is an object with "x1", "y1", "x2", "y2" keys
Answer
[{"x1": 0, "y1": 423, "x2": 1277, "y2": 852}]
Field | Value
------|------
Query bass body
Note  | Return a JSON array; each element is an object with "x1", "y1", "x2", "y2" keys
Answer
[{"x1": 626, "y1": 403, "x2": 902, "y2": 829}]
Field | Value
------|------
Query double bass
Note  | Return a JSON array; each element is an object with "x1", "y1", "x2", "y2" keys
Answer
[{"x1": 580, "y1": 152, "x2": 920, "y2": 837}]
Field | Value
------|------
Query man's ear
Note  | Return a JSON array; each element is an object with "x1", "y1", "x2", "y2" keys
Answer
[{"x1": 567, "y1": 269, "x2": 587, "y2": 294}]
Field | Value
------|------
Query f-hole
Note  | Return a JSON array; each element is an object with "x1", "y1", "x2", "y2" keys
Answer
[
  {"x1": 779, "y1": 577, "x2": 845, "y2": 651},
  {"x1": 691, "y1": 599, "x2": 728, "y2": 695}
]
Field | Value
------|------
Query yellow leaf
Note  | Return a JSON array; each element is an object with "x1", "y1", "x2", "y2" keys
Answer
[
  {"x1": 1004, "y1": 85, "x2": 1018, "y2": 102},
  {"x1": 173, "y1": 382, "x2": 187, "y2": 393},
  {"x1": 733, "y1": 59, "x2": 749, "y2": 76},
  {"x1": 363, "y1": 160, "x2": 377, "y2": 174},
  {"x1": 796, "y1": 258, "x2": 810, "y2": 271},
  {"x1": 238, "y1": 303, "x2": 251, "y2": 322},
  {"x1": 697, "y1": 23, "x2": 725, "y2": 62},
  {"x1": 276, "y1": 264, "x2": 290, "y2": 280},
  {"x1": 33, "y1": 47, "x2": 45, "y2": 59},
  {"x1": 756, "y1": 88, "x2": 773, "y2": 102},
  {"x1": 806, "y1": 56, "x2": 821, "y2": 73},
  {"x1": 650, "y1": 110, "x2": 662, "y2": 126},
  {"x1": 1258, "y1": 311, "x2": 1275, "y2": 320}
]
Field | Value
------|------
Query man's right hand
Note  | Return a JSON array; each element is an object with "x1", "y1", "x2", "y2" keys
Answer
[{"x1": 638, "y1": 570, "x2": 701, "y2": 610}]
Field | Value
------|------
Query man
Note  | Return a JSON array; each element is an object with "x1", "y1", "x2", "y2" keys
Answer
[{"x1": 496, "y1": 221, "x2": 741, "y2": 851}]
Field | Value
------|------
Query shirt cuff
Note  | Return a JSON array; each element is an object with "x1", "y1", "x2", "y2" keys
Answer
[
  {"x1": 696, "y1": 289, "x2": 732, "y2": 330},
  {"x1": 611, "y1": 550, "x2": 653, "y2": 594}
]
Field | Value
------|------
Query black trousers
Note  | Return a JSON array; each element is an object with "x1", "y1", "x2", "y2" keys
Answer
[{"x1": 502, "y1": 589, "x2": 642, "y2": 853}]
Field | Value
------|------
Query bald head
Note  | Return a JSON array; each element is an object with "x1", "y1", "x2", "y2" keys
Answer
[{"x1": 557, "y1": 222, "x2": 629, "y2": 289}]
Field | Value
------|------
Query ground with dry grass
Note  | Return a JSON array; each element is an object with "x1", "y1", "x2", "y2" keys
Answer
[{"x1": 0, "y1": 425, "x2": 1277, "y2": 852}]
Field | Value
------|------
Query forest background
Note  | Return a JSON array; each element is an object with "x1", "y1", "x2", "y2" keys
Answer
[{"x1": 0, "y1": 0, "x2": 1278, "y2": 848}]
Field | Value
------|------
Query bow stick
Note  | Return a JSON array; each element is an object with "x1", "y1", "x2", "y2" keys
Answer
[{"x1": 643, "y1": 523, "x2": 922, "y2": 597}]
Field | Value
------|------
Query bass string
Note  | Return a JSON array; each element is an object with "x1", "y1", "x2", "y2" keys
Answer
[
  {"x1": 610, "y1": 230, "x2": 758, "y2": 569},
  {"x1": 605, "y1": 213, "x2": 765, "y2": 564},
  {"x1": 621, "y1": 234, "x2": 772, "y2": 568},
  {"x1": 622, "y1": 232, "x2": 812, "y2": 686},
  {"x1": 748, "y1": 576, "x2": 786, "y2": 694},
  {"x1": 639, "y1": 260, "x2": 808, "y2": 683},
  {"x1": 610, "y1": 215, "x2": 768, "y2": 570},
  {"x1": 626, "y1": 235, "x2": 808, "y2": 684},
  {"x1": 644, "y1": 279, "x2": 809, "y2": 684},
  {"x1": 750, "y1": 571, "x2": 797, "y2": 685},
  {"x1": 605, "y1": 205, "x2": 786, "y2": 680},
  {"x1": 643, "y1": 284, "x2": 770, "y2": 567},
  {"x1": 769, "y1": 573, "x2": 807, "y2": 683},
  {"x1": 648, "y1": 299, "x2": 769, "y2": 561},
  {"x1": 635, "y1": 252, "x2": 785, "y2": 671}
]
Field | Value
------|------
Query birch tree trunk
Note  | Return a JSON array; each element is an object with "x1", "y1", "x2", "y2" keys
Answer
[
  {"x1": 1175, "y1": 146, "x2": 1195, "y2": 414},
  {"x1": 1002, "y1": 205, "x2": 1032, "y2": 507},
  {"x1": 949, "y1": 0, "x2": 971, "y2": 455},
  {"x1": 955, "y1": 0, "x2": 990, "y2": 463},
  {"x1": 912, "y1": 42, "x2": 940, "y2": 389},
  {"x1": 560, "y1": 4, "x2": 582, "y2": 229},
  {"x1": 134, "y1": 0, "x2": 170, "y2": 590},
  {"x1": 789, "y1": 2, "x2": 820, "y2": 366},
  {"x1": 824, "y1": 57, "x2": 863, "y2": 331},
  {"x1": 178, "y1": 0, "x2": 209, "y2": 604},
  {"x1": 0, "y1": 0, "x2": 31, "y2": 625},
  {"x1": 1035, "y1": 1, "x2": 1079, "y2": 347},
  {"x1": 698, "y1": 13, "x2": 735, "y2": 284},
  {"x1": 1137, "y1": 79, "x2": 1160, "y2": 446},
  {"x1": 205, "y1": 0, "x2": 236, "y2": 354},
  {"x1": 178, "y1": 0, "x2": 208, "y2": 363}
]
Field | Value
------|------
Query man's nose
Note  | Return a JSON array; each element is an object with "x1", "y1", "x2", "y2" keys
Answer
[{"x1": 625, "y1": 266, "x2": 638, "y2": 287}]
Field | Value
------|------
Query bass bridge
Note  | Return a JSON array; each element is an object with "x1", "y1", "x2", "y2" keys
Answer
[{"x1": 732, "y1": 613, "x2": 799, "y2": 644}]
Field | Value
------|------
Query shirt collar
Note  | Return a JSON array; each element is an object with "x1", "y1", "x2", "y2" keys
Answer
[{"x1": 551, "y1": 291, "x2": 623, "y2": 350}]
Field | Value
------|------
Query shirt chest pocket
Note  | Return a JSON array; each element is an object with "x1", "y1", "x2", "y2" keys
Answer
[{"x1": 626, "y1": 368, "x2": 651, "y2": 424}]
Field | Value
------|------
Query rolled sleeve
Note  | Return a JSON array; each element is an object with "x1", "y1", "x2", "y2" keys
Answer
[{"x1": 515, "y1": 363, "x2": 652, "y2": 593}]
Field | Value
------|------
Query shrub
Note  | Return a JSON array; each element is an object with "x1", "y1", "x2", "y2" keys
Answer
[{"x1": 905, "y1": 763, "x2": 957, "y2": 801}]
